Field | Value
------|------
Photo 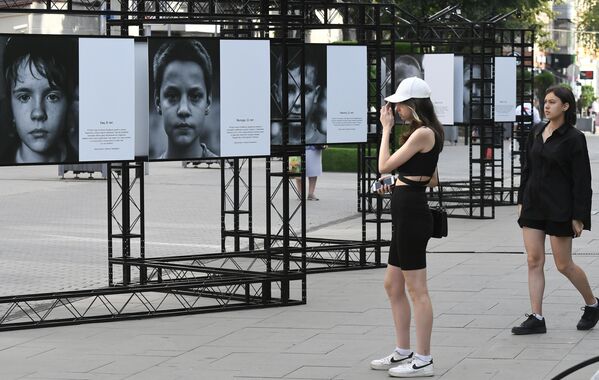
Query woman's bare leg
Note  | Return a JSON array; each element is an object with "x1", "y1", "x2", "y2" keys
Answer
[
  {"x1": 384, "y1": 265, "x2": 411, "y2": 349},
  {"x1": 523, "y1": 227, "x2": 546, "y2": 315},
  {"x1": 550, "y1": 235, "x2": 596, "y2": 305},
  {"x1": 402, "y1": 268, "x2": 432, "y2": 356}
]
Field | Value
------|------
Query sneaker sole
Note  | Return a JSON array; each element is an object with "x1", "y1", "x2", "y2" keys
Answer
[
  {"x1": 511, "y1": 328, "x2": 547, "y2": 335},
  {"x1": 577, "y1": 323, "x2": 598, "y2": 331},
  {"x1": 370, "y1": 364, "x2": 392, "y2": 370},
  {"x1": 389, "y1": 369, "x2": 434, "y2": 377},
  {"x1": 371, "y1": 361, "x2": 410, "y2": 370}
]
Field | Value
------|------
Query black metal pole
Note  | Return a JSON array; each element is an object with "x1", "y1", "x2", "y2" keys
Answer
[
  {"x1": 121, "y1": 162, "x2": 131, "y2": 285},
  {"x1": 107, "y1": 162, "x2": 113, "y2": 286}
]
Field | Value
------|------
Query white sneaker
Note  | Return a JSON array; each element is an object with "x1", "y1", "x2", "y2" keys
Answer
[
  {"x1": 370, "y1": 351, "x2": 413, "y2": 370},
  {"x1": 388, "y1": 358, "x2": 434, "y2": 377}
]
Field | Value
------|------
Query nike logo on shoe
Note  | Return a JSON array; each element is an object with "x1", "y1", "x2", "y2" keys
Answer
[
  {"x1": 412, "y1": 361, "x2": 433, "y2": 370},
  {"x1": 390, "y1": 352, "x2": 413, "y2": 363}
]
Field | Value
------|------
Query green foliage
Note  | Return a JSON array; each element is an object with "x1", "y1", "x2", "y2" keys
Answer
[
  {"x1": 322, "y1": 147, "x2": 358, "y2": 172},
  {"x1": 577, "y1": 0, "x2": 599, "y2": 52},
  {"x1": 393, "y1": 0, "x2": 553, "y2": 46},
  {"x1": 395, "y1": 42, "x2": 422, "y2": 54},
  {"x1": 559, "y1": 83, "x2": 573, "y2": 91},
  {"x1": 580, "y1": 85, "x2": 597, "y2": 110},
  {"x1": 534, "y1": 70, "x2": 555, "y2": 98},
  {"x1": 394, "y1": 0, "x2": 548, "y2": 21},
  {"x1": 321, "y1": 124, "x2": 410, "y2": 172},
  {"x1": 332, "y1": 40, "x2": 358, "y2": 45}
]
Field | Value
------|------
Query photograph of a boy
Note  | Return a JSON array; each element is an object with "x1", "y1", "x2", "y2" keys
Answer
[
  {"x1": 149, "y1": 38, "x2": 220, "y2": 160},
  {"x1": 0, "y1": 35, "x2": 78, "y2": 165}
]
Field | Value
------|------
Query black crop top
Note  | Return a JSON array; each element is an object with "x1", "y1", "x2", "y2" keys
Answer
[{"x1": 396, "y1": 145, "x2": 439, "y2": 177}]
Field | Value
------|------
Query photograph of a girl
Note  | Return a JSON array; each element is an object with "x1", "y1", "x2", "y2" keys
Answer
[
  {"x1": 0, "y1": 35, "x2": 78, "y2": 165},
  {"x1": 148, "y1": 38, "x2": 220, "y2": 160}
]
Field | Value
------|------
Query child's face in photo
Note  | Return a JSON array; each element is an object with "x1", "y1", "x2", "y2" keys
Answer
[
  {"x1": 11, "y1": 60, "x2": 68, "y2": 156},
  {"x1": 158, "y1": 60, "x2": 210, "y2": 147},
  {"x1": 287, "y1": 65, "x2": 320, "y2": 119},
  {"x1": 286, "y1": 65, "x2": 320, "y2": 143}
]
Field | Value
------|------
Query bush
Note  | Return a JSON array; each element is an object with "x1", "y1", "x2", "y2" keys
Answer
[{"x1": 322, "y1": 146, "x2": 358, "y2": 172}]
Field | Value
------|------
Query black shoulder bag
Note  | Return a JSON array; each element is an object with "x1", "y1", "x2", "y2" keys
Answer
[{"x1": 430, "y1": 171, "x2": 448, "y2": 238}]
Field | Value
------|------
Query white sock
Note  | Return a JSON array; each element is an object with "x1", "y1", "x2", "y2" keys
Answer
[
  {"x1": 533, "y1": 313, "x2": 544, "y2": 320},
  {"x1": 587, "y1": 300, "x2": 599, "y2": 308},
  {"x1": 414, "y1": 353, "x2": 432, "y2": 363},
  {"x1": 395, "y1": 347, "x2": 412, "y2": 356}
]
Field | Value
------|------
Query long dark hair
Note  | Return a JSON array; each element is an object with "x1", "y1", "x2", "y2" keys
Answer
[
  {"x1": 545, "y1": 85, "x2": 576, "y2": 126},
  {"x1": 399, "y1": 97, "x2": 444, "y2": 152}
]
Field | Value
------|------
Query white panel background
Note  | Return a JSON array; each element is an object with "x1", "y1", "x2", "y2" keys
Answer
[
  {"x1": 454, "y1": 56, "x2": 464, "y2": 124},
  {"x1": 220, "y1": 40, "x2": 270, "y2": 157},
  {"x1": 79, "y1": 38, "x2": 135, "y2": 161},
  {"x1": 494, "y1": 57, "x2": 517, "y2": 122},
  {"x1": 134, "y1": 41, "x2": 149, "y2": 158},
  {"x1": 326, "y1": 45, "x2": 367, "y2": 143},
  {"x1": 423, "y1": 54, "x2": 455, "y2": 125}
]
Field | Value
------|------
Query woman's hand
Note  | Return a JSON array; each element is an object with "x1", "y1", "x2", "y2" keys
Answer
[
  {"x1": 517, "y1": 204, "x2": 522, "y2": 217},
  {"x1": 379, "y1": 103, "x2": 395, "y2": 134},
  {"x1": 572, "y1": 219, "x2": 584, "y2": 238},
  {"x1": 375, "y1": 175, "x2": 394, "y2": 195}
]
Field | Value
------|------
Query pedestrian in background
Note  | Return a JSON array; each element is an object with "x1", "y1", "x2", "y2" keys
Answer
[{"x1": 293, "y1": 145, "x2": 324, "y2": 201}]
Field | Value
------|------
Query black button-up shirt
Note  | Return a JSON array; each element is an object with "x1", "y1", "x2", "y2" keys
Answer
[{"x1": 517, "y1": 122, "x2": 592, "y2": 230}]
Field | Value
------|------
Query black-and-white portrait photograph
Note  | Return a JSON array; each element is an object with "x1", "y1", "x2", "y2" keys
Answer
[
  {"x1": 0, "y1": 35, "x2": 78, "y2": 166},
  {"x1": 394, "y1": 54, "x2": 424, "y2": 91},
  {"x1": 462, "y1": 58, "x2": 493, "y2": 122},
  {"x1": 271, "y1": 44, "x2": 327, "y2": 145},
  {"x1": 383, "y1": 54, "x2": 424, "y2": 108},
  {"x1": 148, "y1": 38, "x2": 220, "y2": 160}
]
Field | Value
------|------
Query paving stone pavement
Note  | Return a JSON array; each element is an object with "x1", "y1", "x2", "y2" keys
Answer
[{"x1": 0, "y1": 135, "x2": 598, "y2": 379}]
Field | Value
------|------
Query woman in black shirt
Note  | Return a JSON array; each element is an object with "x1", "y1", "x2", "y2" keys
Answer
[{"x1": 512, "y1": 85, "x2": 598, "y2": 335}]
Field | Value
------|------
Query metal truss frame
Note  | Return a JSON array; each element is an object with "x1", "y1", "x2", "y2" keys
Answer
[
  {"x1": 0, "y1": 0, "x2": 309, "y2": 331},
  {"x1": 0, "y1": 1, "x2": 533, "y2": 330},
  {"x1": 357, "y1": 8, "x2": 534, "y2": 220},
  {"x1": 495, "y1": 28, "x2": 535, "y2": 205}
]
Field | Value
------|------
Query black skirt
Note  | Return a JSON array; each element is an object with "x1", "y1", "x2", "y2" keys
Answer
[{"x1": 388, "y1": 186, "x2": 433, "y2": 270}]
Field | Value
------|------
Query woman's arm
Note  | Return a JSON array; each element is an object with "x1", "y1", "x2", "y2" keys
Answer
[
  {"x1": 516, "y1": 126, "x2": 536, "y2": 209},
  {"x1": 571, "y1": 133, "x2": 592, "y2": 230},
  {"x1": 378, "y1": 104, "x2": 395, "y2": 174},
  {"x1": 379, "y1": 129, "x2": 431, "y2": 174},
  {"x1": 378, "y1": 105, "x2": 431, "y2": 173}
]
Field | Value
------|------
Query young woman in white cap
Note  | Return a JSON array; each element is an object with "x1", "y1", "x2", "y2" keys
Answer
[{"x1": 370, "y1": 76, "x2": 444, "y2": 378}]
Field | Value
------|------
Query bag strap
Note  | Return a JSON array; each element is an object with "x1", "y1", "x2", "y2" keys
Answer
[
  {"x1": 427, "y1": 169, "x2": 444, "y2": 207},
  {"x1": 435, "y1": 169, "x2": 444, "y2": 208}
]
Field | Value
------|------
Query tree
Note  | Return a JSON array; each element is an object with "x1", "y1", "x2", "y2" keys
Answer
[
  {"x1": 534, "y1": 70, "x2": 555, "y2": 110},
  {"x1": 577, "y1": 0, "x2": 599, "y2": 52},
  {"x1": 393, "y1": 0, "x2": 555, "y2": 48},
  {"x1": 580, "y1": 84, "x2": 597, "y2": 112}
]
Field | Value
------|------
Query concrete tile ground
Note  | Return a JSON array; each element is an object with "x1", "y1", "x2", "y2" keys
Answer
[{"x1": 0, "y1": 135, "x2": 598, "y2": 379}]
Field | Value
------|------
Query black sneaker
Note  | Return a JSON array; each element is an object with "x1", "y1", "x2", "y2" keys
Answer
[
  {"x1": 577, "y1": 298, "x2": 599, "y2": 330},
  {"x1": 511, "y1": 314, "x2": 547, "y2": 335}
]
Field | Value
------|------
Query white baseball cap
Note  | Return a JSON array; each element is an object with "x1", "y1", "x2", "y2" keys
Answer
[{"x1": 384, "y1": 76, "x2": 431, "y2": 103}]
